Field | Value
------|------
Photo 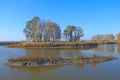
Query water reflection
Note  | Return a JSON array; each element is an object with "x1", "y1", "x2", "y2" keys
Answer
[
  {"x1": 94, "y1": 44, "x2": 115, "y2": 54},
  {"x1": 24, "y1": 48, "x2": 61, "y2": 57},
  {"x1": 75, "y1": 63, "x2": 97, "y2": 68},
  {"x1": 75, "y1": 64, "x2": 86, "y2": 68},
  {"x1": 94, "y1": 44, "x2": 120, "y2": 55},
  {"x1": 8, "y1": 65, "x2": 63, "y2": 74},
  {"x1": 1, "y1": 45, "x2": 120, "y2": 80},
  {"x1": 8, "y1": 63, "x2": 99, "y2": 73},
  {"x1": 117, "y1": 44, "x2": 120, "y2": 54},
  {"x1": 24, "y1": 48, "x2": 83, "y2": 58},
  {"x1": 23, "y1": 45, "x2": 116, "y2": 57}
]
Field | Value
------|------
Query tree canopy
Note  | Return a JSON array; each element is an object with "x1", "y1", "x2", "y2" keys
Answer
[
  {"x1": 23, "y1": 16, "x2": 84, "y2": 42},
  {"x1": 63, "y1": 25, "x2": 84, "y2": 42},
  {"x1": 24, "y1": 17, "x2": 61, "y2": 42}
]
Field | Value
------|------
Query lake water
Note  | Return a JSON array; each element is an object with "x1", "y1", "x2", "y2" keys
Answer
[{"x1": 0, "y1": 44, "x2": 120, "y2": 80}]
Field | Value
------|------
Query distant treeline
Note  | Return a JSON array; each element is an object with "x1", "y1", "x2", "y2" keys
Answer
[
  {"x1": 0, "y1": 41, "x2": 21, "y2": 45},
  {"x1": 91, "y1": 33, "x2": 120, "y2": 42}
]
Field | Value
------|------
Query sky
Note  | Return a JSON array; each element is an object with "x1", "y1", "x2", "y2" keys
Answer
[{"x1": 0, "y1": 0, "x2": 120, "y2": 41}]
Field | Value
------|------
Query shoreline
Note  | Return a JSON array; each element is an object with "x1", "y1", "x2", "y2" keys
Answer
[
  {"x1": 4, "y1": 55, "x2": 118, "y2": 67},
  {"x1": 7, "y1": 42, "x2": 98, "y2": 49}
]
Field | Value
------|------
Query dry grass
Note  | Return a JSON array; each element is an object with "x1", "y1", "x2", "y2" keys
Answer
[
  {"x1": 91, "y1": 52, "x2": 98, "y2": 58},
  {"x1": 74, "y1": 55, "x2": 84, "y2": 60},
  {"x1": 8, "y1": 56, "x2": 63, "y2": 62},
  {"x1": 7, "y1": 41, "x2": 97, "y2": 48},
  {"x1": 109, "y1": 54, "x2": 114, "y2": 59},
  {"x1": 8, "y1": 53, "x2": 115, "y2": 63}
]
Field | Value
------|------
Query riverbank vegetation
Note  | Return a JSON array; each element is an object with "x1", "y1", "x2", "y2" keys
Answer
[
  {"x1": 7, "y1": 41, "x2": 98, "y2": 48},
  {"x1": 5, "y1": 53, "x2": 117, "y2": 66}
]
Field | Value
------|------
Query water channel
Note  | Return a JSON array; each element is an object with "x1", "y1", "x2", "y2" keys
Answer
[{"x1": 0, "y1": 44, "x2": 120, "y2": 80}]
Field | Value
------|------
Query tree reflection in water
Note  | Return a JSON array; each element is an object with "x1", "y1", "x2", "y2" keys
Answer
[
  {"x1": 94, "y1": 44, "x2": 115, "y2": 54},
  {"x1": 24, "y1": 48, "x2": 84, "y2": 59},
  {"x1": 117, "y1": 44, "x2": 120, "y2": 54},
  {"x1": 8, "y1": 65, "x2": 63, "y2": 74},
  {"x1": 75, "y1": 63, "x2": 97, "y2": 68},
  {"x1": 9, "y1": 62, "x2": 101, "y2": 73}
]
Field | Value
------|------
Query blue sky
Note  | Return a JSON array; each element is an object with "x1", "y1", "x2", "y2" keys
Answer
[{"x1": 0, "y1": 0, "x2": 120, "y2": 41}]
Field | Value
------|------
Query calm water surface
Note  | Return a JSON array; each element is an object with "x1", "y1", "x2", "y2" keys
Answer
[{"x1": 0, "y1": 44, "x2": 120, "y2": 80}]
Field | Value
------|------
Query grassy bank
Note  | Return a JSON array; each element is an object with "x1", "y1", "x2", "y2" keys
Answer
[
  {"x1": 7, "y1": 41, "x2": 98, "y2": 48},
  {"x1": 5, "y1": 53, "x2": 117, "y2": 66},
  {"x1": 8, "y1": 53, "x2": 100, "y2": 62}
]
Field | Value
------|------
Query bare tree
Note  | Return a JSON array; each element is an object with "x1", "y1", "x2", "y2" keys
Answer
[
  {"x1": 24, "y1": 17, "x2": 61, "y2": 42},
  {"x1": 45, "y1": 21, "x2": 61, "y2": 42},
  {"x1": 63, "y1": 25, "x2": 83, "y2": 42}
]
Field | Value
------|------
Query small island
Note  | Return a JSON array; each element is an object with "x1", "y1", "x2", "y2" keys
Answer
[
  {"x1": 3, "y1": 17, "x2": 119, "y2": 67},
  {"x1": 6, "y1": 16, "x2": 119, "y2": 49},
  {"x1": 5, "y1": 53, "x2": 117, "y2": 66}
]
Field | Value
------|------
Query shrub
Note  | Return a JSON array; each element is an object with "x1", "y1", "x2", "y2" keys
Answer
[
  {"x1": 91, "y1": 52, "x2": 97, "y2": 58},
  {"x1": 74, "y1": 55, "x2": 84, "y2": 60}
]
